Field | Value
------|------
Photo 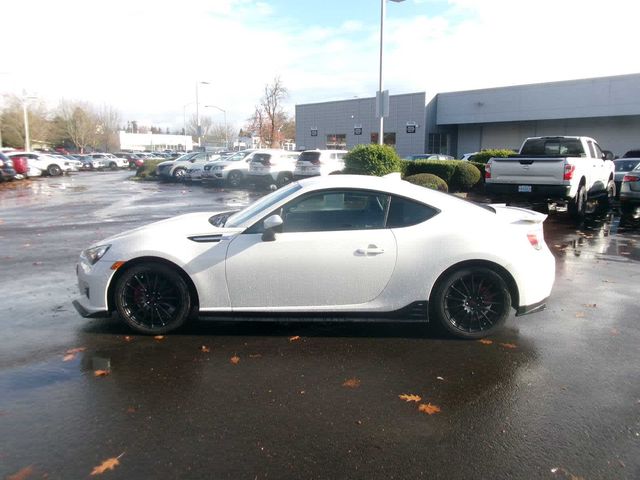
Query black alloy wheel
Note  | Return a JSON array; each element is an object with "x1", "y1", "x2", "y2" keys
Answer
[
  {"x1": 173, "y1": 168, "x2": 186, "y2": 180},
  {"x1": 227, "y1": 170, "x2": 243, "y2": 187},
  {"x1": 432, "y1": 267, "x2": 511, "y2": 339},
  {"x1": 114, "y1": 263, "x2": 192, "y2": 334},
  {"x1": 47, "y1": 164, "x2": 62, "y2": 176}
]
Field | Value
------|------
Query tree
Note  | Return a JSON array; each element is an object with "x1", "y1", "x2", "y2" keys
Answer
[
  {"x1": 58, "y1": 100, "x2": 98, "y2": 153},
  {"x1": 96, "y1": 104, "x2": 121, "y2": 152},
  {"x1": 0, "y1": 94, "x2": 51, "y2": 149},
  {"x1": 245, "y1": 77, "x2": 290, "y2": 148},
  {"x1": 209, "y1": 123, "x2": 236, "y2": 148},
  {"x1": 186, "y1": 114, "x2": 214, "y2": 139}
]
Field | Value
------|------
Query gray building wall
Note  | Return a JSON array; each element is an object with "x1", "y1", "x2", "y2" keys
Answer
[{"x1": 296, "y1": 92, "x2": 426, "y2": 158}]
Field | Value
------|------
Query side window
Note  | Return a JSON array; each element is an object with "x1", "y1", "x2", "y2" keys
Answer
[
  {"x1": 587, "y1": 141, "x2": 596, "y2": 158},
  {"x1": 278, "y1": 190, "x2": 390, "y2": 233},
  {"x1": 386, "y1": 196, "x2": 439, "y2": 228},
  {"x1": 593, "y1": 142, "x2": 604, "y2": 160}
]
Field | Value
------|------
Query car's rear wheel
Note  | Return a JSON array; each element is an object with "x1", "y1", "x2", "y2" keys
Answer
[
  {"x1": 569, "y1": 184, "x2": 587, "y2": 220},
  {"x1": 276, "y1": 172, "x2": 292, "y2": 188},
  {"x1": 47, "y1": 164, "x2": 62, "y2": 176},
  {"x1": 227, "y1": 170, "x2": 243, "y2": 187},
  {"x1": 431, "y1": 267, "x2": 511, "y2": 339},
  {"x1": 109, "y1": 162, "x2": 118, "y2": 170},
  {"x1": 114, "y1": 263, "x2": 192, "y2": 334}
]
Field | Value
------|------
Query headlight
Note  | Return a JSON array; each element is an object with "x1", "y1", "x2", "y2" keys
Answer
[
  {"x1": 81, "y1": 244, "x2": 111, "y2": 265},
  {"x1": 213, "y1": 166, "x2": 224, "y2": 171}
]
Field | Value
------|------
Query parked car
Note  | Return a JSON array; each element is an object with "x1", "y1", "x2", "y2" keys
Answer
[
  {"x1": 485, "y1": 136, "x2": 616, "y2": 219},
  {"x1": 73, "y1": 174, "x2": 555, "y2": 339},
  {"x1": 7, "y1": 152, "x2": 73, "y2": 176},
  {"x1": 115, "y1": 152, "x2": 144, "y2": 169},
  {"x1": 201, "y1": 150, "x2": 256, "y2": 187},
  {"x1": 248, "y1": 149, "x2": 301, "y2": 187},
  {"x1": 294, "y1": 149, "x2": 348, "y2": 179},
  {"x1": 0, "y1": 152, "x2": 17, "y2": 181},
  {"x1": 405, "y1": 154, "x2": 454, "y2": 161},
  {"x1": 155, "y1": 152, "x2": 201, "y2": 180},
  {"x1": 619, "y1": 163, "x2": 640, "y2": 215},
  {"x1": 622, "y1": 149, "x2": 640, "y2": 158},
  {"x1": 183, "y1": 153, "x2": 224, "y2": 182},
  {"x1": 80, "y1": 156, "x2": 104, "y2": 170},
  {"x1": 613, "y1": 158, "x2": 640, "y2": 196},
  {"x1": 460, "y1": 152, "x2": 480, "y2": 161},
  {"x1": 88, "y1": 153, "x2": 129, "y2": 169}
]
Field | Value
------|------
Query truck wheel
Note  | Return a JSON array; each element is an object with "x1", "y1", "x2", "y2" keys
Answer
[
  {"x1": 598, "y1": 180, "x2": 616, "y2": 211},
  {"x1": 569, "y1": 185, "x2": 587, "y2": 220}
]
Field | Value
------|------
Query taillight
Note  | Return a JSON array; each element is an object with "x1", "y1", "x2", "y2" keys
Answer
[
  {"x1": 485, "y1": 163, "x2": 491, "y2": 179},
  {"x1": 527, "y1": 232, "x2": 541, "y2": 250},
  {"x1": 311, "y1": 158, "x2": 320, "y2": 165},
  {"x1": 623, "y1": 175, "x2": 639, "y2": 182},
  {"x1": 563, "y1": 164, "x2": 575, "y2": 180}
]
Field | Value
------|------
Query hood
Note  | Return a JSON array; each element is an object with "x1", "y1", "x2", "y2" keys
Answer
[{"x1": 157, "y1": 160, "x2": 175, "y2": 167}]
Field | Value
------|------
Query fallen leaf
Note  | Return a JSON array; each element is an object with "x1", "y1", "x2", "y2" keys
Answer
[
  {"x1": 7, "y1": 466, "x2": 34, "y2": 480},
  {"x1": 153, "y1": 335, "x2": 164, "y2": 341},
  {"x1": 201, "y1": 345, "x2": 210, "y2": 353},
  {"x1": 62, "y1": 354, "x2": 75, "y2": 362},
  {"x1": 123, "y1": 336, "x2": 132, "y2": 342},
  {"x1": 399, "y1": 394, "x2": 422, "y2": 403},
  {"x1": 90, "y1": 453, "x2": 124, "y2": 476},
  {"x1": 575, "y1": 312, "x2": 586, "y2": 318},
  {"x1": 583, "y1": 303, "x2": 597, "y2": 308},
  {"x1": 289, "y1": 335, "x2": 301, "y2": 342},
  {"x1": 499, "y1": 343, "x2": 517, "y2": 349},
  {"x1": 126, "y1": 407, "x2": 136, "y2": 413},
  {"x1": 230, "y1": 355, "x2": 240, "y2": 364},
  {"x1": 66, "y1": 347, "x2": 86, "y2": 354},
  {"x1": 94, "y1": 370, "x2": 110, "y2": 377},
  {"x1": 418, "y1": 403, "x2": 441, "y2": 415},
  {"x1": 342, "y1": 378, "x2": 361, "y2": 388},
  {"x1": 478, "y1": 339, "x2": 493, "y2": 345}
]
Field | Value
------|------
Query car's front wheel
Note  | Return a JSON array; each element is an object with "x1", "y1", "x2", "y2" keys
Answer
[
  {"x1": 47, "y1": 164, "x2": 62, "y2": 176},
  {"x1": 431, "y1": 267, "x2": 511, "y2": 339},
  {"x1": 227, "y1": 170, "x2": 243, "y2": 187},
  {"x1": 114, "y1": 263, "x2": 192, "y2": 334}
]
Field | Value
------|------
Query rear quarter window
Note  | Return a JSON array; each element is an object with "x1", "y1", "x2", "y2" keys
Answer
[{"x1": 386, "y1": 196, "x2": 439, "y2": 228}]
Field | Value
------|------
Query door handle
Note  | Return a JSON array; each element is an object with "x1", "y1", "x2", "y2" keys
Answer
[{"x1": 355, "y1": 244, "x2": 385, "y2": 256}]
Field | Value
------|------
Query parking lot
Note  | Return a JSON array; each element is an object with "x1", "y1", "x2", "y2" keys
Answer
[{"x1": 1, "y1": 171, "x2": 639, "y2": 479}]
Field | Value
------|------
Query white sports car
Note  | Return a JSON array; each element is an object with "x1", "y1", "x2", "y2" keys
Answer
[{"x1": 73, "y1": 174, "x2": 555, "y2": 339}]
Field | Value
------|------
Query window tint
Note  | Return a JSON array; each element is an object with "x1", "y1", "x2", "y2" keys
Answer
[
  {"x1": 280, "y1": 190, "x2": 389, "y2": 232},
  {"x1": 520, "y1": 138, "x2": 584, "y2": 156},
  {"x1": 386, "y1": 196, "x2": 438, "y2": 228}
]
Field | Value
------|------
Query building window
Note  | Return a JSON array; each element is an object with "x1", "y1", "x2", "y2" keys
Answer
[
  {"x1": 370, "y1": 132, "x2": 396, "y2": 147},
  {"x1": 326, "y1": 134, "x2": 346, "y2": 149},
  {"x1": 428, "y1": 133, "x2": 450, "y2": 154}
]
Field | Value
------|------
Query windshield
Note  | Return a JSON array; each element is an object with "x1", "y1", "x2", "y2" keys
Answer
[
  {"x1": 225, "y1": 183, "x2": 302, "y2": 228},
  {"x1": 175, "y1": 152, "x2": 197, "y2": 162},
  {"x1": 298, "y1": 151, "x2": 321, "y2": 163},
  {"x1": 224, "y1": 151, "x2": 251, "y2": 162}
]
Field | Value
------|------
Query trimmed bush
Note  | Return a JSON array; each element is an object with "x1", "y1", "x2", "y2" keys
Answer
[
  {"x1": 468, "y1": 149, "x2": 516, "y2": 164},
  {"x1": 135, "y1": 159, "x2": 163, "y2": 179},
  {"x1": 405, "y1": 173, "x2": 448, "y2": 192},
  {"x1": 451, "y1": 162, "x2": 481, "y2": 192},
  {"x1": 402, "y1": 159, "x2": 457, "y2": 184},
  {"x1": 344, "y1": 144, "x2": 402, "y2": 176}
]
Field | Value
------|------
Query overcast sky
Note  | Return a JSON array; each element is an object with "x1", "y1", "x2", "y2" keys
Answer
[{"x1": 2, "y1": 0, "x2": 639, "y2": 131}]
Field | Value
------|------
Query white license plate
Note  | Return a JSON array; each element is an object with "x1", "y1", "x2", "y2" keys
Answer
[{"x1": 518, "y1": 185, "x2": 532, "y2": 193}]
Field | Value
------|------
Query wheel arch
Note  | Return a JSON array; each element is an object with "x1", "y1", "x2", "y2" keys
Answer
[
  {"x1": 106, "y1": 256, "x2": 200, "y2": 313},
  {"x1": 429, "y1": 259, "x2": 520, "y2": 310}
]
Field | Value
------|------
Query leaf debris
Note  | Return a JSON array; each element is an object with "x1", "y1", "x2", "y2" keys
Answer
[
  {"x1": 289, "y1": 335, "x2": 301, "y2": 342},
  {"x1": 7, "y1": 466, "x2": 34, "y2": 480},
  {"x1": 230, "y1": 355, "x2": 240, "y2": 364},
  {"x1": 342, "y1": 378, "x2": 361, "y2": 388},
  {"x1": 90, "y1": 453, "x2": 124, "y2": 476},
  {"x1": 418, "y1": 403, "x2": 441, "y2": 415},
  {"x1": 478, "y1": 339, "x2": 493, "y2": 345},
  {"x1": 499, "y1": 343, "x2": 517, "y2": 349},
  {"x1": 399, "y1": 394, "x2": 422, "y2": 403},
  {"x1": 94, "y1": 370, "x2": 110, "y2": 377}
]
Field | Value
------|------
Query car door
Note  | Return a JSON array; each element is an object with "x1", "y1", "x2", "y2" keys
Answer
[{"x1": 225, "y1": 189, "x2": 397, "y2": 309}]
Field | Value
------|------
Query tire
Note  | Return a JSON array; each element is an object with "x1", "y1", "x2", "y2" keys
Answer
[
  {"x1": 114, "y1": 263, "x2": 192, "y2": 334},
  {"x1": 227, "y1": 170, "x2": 243, "y2": 188},
  {"x1": 431, "y1": 267, "x2": 511, "y2": 339},
  {"x1": 47, "y1": 164, "x2": 62, "y2": 176},
  {"x1": 598, "y1": 180, "x2": 616, "y2": 211},
  {"x1": 276, "y1": 172, "x2": 292, "y2": 188},
  {"x1": 569, "y1": 184, "x2": 587, "y2": 220},
  {"x1": 173, "y1": 168, "x2": 186, "y2": 180},
  {"x1": 109, "y1": 162, "x2": 118, "y2": 171}
]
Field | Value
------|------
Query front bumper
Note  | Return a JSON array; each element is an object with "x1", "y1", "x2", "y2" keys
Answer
[
  {"x1": 72, "y1": 299, "x2": 110, "y2": 318},
  {"x1": 516, "y1": 297, "x2": 548, "y2": 316}
]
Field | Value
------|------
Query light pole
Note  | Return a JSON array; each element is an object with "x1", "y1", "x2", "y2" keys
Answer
[
  {"x1": 195, "y1": 81, "x2": 210, "y2": 149},
  {"x1": 21, "y1": 91, "x2": 38, "y2": 151},
  {"x1": 205, "y1": 105, "x2": 227, "y2": 150},
  {"x1": 378, "y1": 0, "x2": 405, "y2": 145},
  {"x1": 183, "y1": 101, "x2": 195, "y2": 150}
]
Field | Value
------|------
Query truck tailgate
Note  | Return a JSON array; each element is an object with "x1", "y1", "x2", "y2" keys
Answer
[{"x1": 490, "y1": 157, "x2": 565, "y2": 184}]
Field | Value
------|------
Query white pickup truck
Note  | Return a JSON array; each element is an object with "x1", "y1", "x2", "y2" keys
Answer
[{"x1": 485, "y1": 136, "x2": 616, "y2": 218}]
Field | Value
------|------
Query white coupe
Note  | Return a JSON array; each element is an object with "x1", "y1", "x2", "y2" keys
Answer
[{"x1": 73, "y1": 174, "x2": 555, "y2": 338}]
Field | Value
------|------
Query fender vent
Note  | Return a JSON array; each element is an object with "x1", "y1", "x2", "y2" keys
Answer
[{"x1": 188, "y1": 234, "x2": 222, "y2": 243}]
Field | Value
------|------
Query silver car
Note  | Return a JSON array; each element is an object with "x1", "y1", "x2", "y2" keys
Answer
[
  {"x1": 613, "y1": 158, "x2": 640, "y2": 196},
  {"x1": 619, "y1": 163, "x2": 640, "y2": 215},
  {"x1": 201, "y1": 150, "x2": 256, "y2": 187}
]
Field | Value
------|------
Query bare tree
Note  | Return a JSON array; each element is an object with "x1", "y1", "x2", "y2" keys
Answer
[
  {"x1": 186, "y1": 114, "x2": 214, "y2": 139},
  {"x1": 245, "y1": 105, "x2": 266, "y2": 148},
  {"x1": 58, "y1": 100, "x2": 98, "y2": 153},
  {"x1": 0, "y1": 94, "x2": 51, "y2": 148},
  {"x1": 209, "y1": 122, "x2": 236, "y2": 148},
  {"x1": 96, "y1": 104, "x2": 121, "y2": 152},
  {"x1": 261, "y1": 77, "x2": 288, "y2": 148}
]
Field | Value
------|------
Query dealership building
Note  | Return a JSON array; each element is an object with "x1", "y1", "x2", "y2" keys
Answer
[{"x1": 295, "y1": 73, "x2": 640, "y2": 158}]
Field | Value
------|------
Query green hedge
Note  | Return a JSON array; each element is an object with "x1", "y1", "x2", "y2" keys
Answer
[
  {"x1": 402, "y1": 159, "x2": 482, "y2": 191},
  {"x1": 451, "y1": 161, "x2": 481, "y2": 192},
  {"x1": 344, "y1": 144, "x2": 402, "y2": 176},
  {"x1": 405, "y1": 173, "x2": 448, "y2": 192},
  {"x1": 134, "y1": 159, "x2": 164, "y2": 180},
  {"x1": 469, "y1": 161, "x2": 486, "y2": 181},
  {"x1": 468, "y1": 149, "x2": 516, "y2": 164}
]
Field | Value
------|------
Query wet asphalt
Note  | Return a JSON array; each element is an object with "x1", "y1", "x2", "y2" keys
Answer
[{"x1": 0, "y1": 172, "x2": 638, "y2": 479}]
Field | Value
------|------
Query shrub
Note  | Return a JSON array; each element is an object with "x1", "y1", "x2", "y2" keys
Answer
[
  {"x1": 135, "y1": 159, "x2": 163, "y2": 179},
  {"x1": 469, "y1": 149, "x2": 516, "y2": 164},
  {"x1": 451, "y1": 162, "x2": 481, "y2": 192},
  {"x1": 402, "y1": 160, "x2": 457, "y2": 184},
  {"x1": 405, "y1": 173, "x2": 448, "y2": 192},
  {"x1": 344, "y1": 144, "x2": 402, "y2": 176}
]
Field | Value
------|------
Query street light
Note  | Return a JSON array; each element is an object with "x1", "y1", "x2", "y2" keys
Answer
[
  {"x1": 205, "y1": 105, "x2": 227, "y2": 150},
  {"x1": 195, "y1": 81, "x2": 210, "y2": 149},
  {"x1": 21, "y1": 91, "x2": 38, "y2": 151},
  {"x1": 378, "y1": 0, "x2": 405, "y2": 145}
]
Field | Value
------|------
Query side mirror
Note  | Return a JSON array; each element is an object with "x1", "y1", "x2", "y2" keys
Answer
[
  {"x1": 261, "y1": 214, "x2": 283, "y2": 242},
  {"x1": 602, "y1": 151, "x2": 614, "y2": 161}
]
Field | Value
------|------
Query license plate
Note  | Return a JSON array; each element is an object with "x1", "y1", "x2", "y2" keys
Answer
[{"x1": 518, "y1": 185, "x2": 532, "y2": 193}]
